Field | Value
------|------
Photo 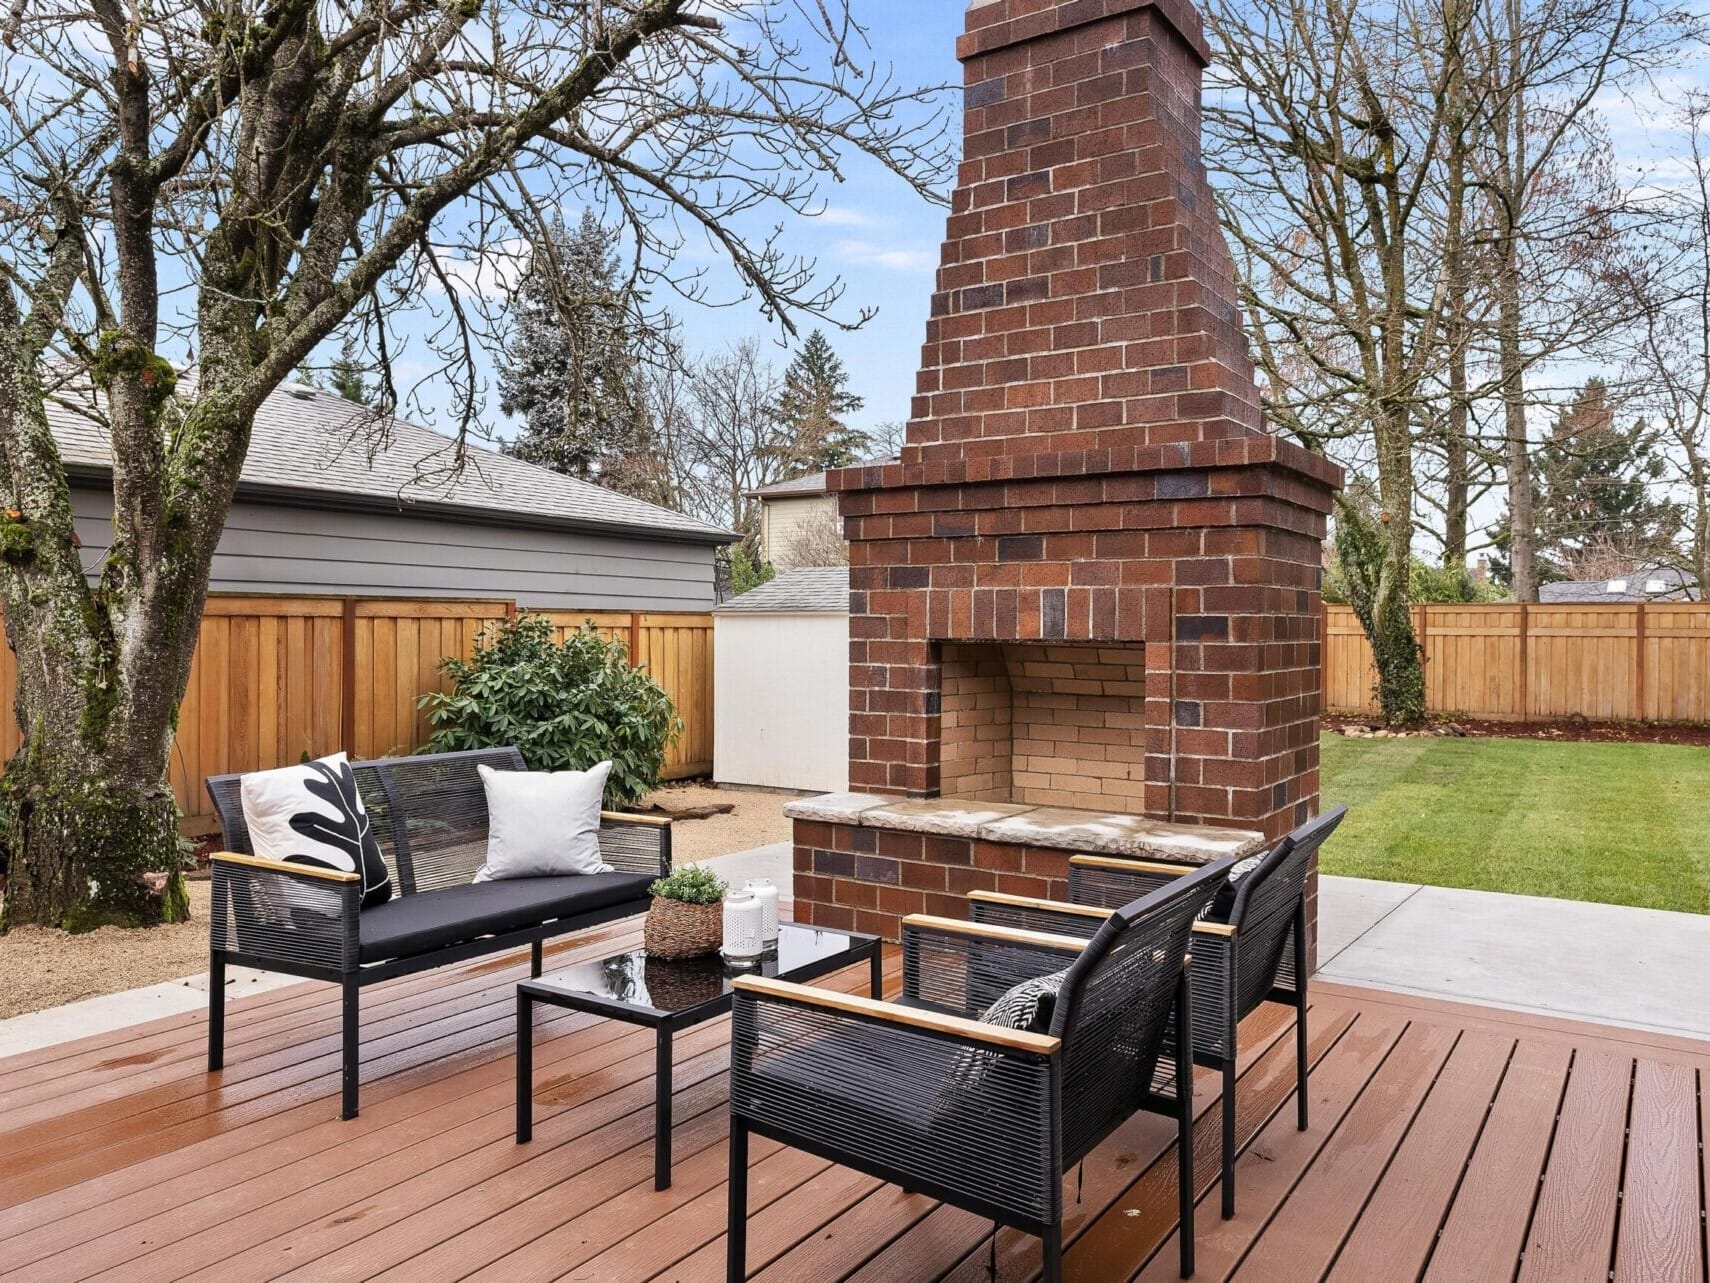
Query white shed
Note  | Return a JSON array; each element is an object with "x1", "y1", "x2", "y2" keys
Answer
[{"x1": 713, "y1": 567, "x2": 850, "y2": 792}]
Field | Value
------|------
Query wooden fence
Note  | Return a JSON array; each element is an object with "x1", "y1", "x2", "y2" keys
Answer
[
  {"x1": 1325, "y1": 601, "x2": 1710, "y2": 723},
  {"x1": 0, "y1": 597, "x2": 714, "y2": 825}
]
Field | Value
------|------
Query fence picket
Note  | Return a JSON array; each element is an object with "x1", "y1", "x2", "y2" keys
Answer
[
  {"x1": 1324, "y1": 601, "x2": 1710, "y2": 724},
  {"x1": 0, "y1": 595, "x2": 716, "y2": 824}
]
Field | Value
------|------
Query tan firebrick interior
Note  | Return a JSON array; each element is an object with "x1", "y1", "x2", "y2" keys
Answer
[{"x1": 938, "y1": 642, "x2": 1150, "y2": 812}]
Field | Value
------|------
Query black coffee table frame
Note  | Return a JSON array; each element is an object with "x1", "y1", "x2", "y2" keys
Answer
[{"x1": 514, "y1": 925, "x2": 882, "y2": 1190}]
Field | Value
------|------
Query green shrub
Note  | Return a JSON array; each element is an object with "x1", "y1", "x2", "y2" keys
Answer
[
  {"x1": 649, "y1": 864, "x2": 727, "y2": 904},
  {"x1": 419, "y1": 613, "x2": 679, "y2": 806}
]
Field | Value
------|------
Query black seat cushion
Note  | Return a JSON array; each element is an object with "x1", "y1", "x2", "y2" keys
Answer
[{"x1": 358, "y1": 872, "x2": 651, "y2": 962}]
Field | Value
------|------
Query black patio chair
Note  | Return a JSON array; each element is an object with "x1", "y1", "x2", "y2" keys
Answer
[
  {"x1": 967, "y1": 805, "x2": 1348, "y2": 1219},
  {"x1": 726, "y1": 856, "x2": 1235, "y2": 1282}
]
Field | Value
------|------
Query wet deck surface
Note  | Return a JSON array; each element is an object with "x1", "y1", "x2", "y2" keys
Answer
[{"x1": 2, "y1": 922, "x2": 1705, "y2": 1282}]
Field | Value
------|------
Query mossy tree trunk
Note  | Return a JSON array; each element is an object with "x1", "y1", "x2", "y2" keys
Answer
[
  {"x1": 1335, "y1": 493, "x2": 1426, "y2": 729},
  {"x1": 0, "y1": 0, "x2": 944, "y2": 928}
]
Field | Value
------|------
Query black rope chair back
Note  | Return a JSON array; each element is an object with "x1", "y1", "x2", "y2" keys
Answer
[
  {"x1": 1231, "y1": 805, "x2": 1349, "y2": 1014},
  {"x1": 1051, "y1": 857, "x2": 1233, "y2": 1166},
  {"x1": 206, "y1": 747, "x2": 527, "y2": 897}
]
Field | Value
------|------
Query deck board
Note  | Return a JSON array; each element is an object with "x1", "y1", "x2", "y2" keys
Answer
[
  {"x1": 1615, "y1": 1060, "x2": 1704, "y2": 1283},
  {"x1": 0, "y1": 936, "x2": 1703, "y2": 1283}
]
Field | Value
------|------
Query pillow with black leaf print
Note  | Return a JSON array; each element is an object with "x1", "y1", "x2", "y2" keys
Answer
[{"x1": 240, "y1": 753, "x2": 392, "y2": 910}]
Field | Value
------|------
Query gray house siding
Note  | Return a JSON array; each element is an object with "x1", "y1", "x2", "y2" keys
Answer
[{"x1": 71, "y1": 485, "x2": 717, "y2": 611}]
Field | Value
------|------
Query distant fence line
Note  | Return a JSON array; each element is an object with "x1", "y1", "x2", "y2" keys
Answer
[
  {"x1": 0, "y1": 596, "x2": 714, "y2": 826},
  {"x1": 1324, "y1": 602, "x2": 1710, "y2": 724}
]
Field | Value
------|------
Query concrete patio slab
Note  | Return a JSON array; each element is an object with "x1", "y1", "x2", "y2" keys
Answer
[
  {"x1": 0, "y1": 965, "x2": 299, "y2": 1059},
  {"x1": 1318, "y1": 876, "x2": 1710, "y2": 1040},
  {"x1": 1316, "y1": 875, "x2": 1420, "y2": 966}
]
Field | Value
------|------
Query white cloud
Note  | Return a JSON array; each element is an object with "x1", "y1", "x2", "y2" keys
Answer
[
  {"x1": 418, "y1": 238, "x2": 530, "y2": 301},
  {"x1": 834, "y1": 238, "x2": 938, "y2": 272},
  {"x1": 816, "y1": 206, "x2": 882, "y2": 227}
]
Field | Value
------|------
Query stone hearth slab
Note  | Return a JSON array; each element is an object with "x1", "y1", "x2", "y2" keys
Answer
[
  {"x1": 976, "y1": 808, "x2": 1266, "y2": 864},
  {"x1": 854, "y1": 798, "x2": 1038, "y2": 839},
  {"x1": 781, "y1": 792, "x2": 889, "y2": 824}
]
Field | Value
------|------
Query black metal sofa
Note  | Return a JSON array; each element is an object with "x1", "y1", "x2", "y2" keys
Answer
[{"x1": 204, "y1": 746, "x2": 671, "y2": 1119}]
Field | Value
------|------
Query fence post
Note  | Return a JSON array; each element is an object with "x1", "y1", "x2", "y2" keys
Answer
[
  {"x1": 340, "y1": 597, "x2": 359, "y2": 758},
  {"x1": 1516, "y1": 602, "x2": 1529, "y2": 720},
  {"x1": 1416, "y1": 605, "x2": 1428, "y2": 713},
  {"x1": 629, "y1": 611, "x2": 643, "y2": 665},
  {"x1": 1635, "y1": 602, "x2": 1647, "y2": 721}
]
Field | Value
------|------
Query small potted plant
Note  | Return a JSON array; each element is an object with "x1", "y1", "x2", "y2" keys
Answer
[{"x1": 643, "y1": 864, "x2": 728, "y2": 959}]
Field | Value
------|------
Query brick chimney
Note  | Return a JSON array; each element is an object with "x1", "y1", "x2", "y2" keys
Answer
[{"x1": 790, "y1": 0, "x2": 1341, "y2": 942}]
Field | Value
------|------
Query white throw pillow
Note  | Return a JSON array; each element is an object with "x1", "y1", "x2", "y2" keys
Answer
[
  {"x1": 474, "y1": 762, "x2": 614, "y2": 882},
  {"x1": 239, "y1": 752, "x2": 392, "y2": 911}
]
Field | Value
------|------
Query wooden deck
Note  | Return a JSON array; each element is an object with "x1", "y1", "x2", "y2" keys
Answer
[{"x1": 3, "y1": 922, "x2": 1706, "y2": 1283}]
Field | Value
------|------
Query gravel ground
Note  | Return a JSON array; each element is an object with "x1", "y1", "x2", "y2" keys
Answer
[
  {"x1": 0, "y1": 880, "x2": 213, "y2": 1020},
  {"x1": 0, "y1": 784, "x2": 797, "y2": 1020},
  {"x1": 638, "y1": 783, "x2": 795, "y2": 863}
]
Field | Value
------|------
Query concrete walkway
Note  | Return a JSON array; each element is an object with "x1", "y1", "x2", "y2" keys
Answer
[
  {"x1": 6, "y1": 854, "x2": 1703, "y2": 1059},
  {"x1": 1318, "y1": 875, "x2": 1710, "y2": 1041}
]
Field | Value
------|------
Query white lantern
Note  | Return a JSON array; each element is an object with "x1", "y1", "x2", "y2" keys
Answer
[
  {"x1": 744, "y1": 879, "x2": 780, "y2": 945},
  {"x1": 721, "y1": 890, "x2": 765, "y2": 960}
]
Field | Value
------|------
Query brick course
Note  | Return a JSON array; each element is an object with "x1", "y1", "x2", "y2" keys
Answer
[{"x1": 795, "y1": 0, "x2": 1341, "y2": 954}]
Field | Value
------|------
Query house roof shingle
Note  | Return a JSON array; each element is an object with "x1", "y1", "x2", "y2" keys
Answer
[
  {"x1": 1538, "y1": 567, "x2": 1700, "y2": 603},
  {"x1": 45, "y1": 379, "x2": 734, "y2": 546},
  {"x1": 714, "y1": 566, "x2": 850, "y2": 613}
]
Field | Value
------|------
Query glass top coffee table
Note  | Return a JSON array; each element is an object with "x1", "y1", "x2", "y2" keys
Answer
[{"x1": 515, "y1": 921, "x2": 882, "y2": 1189}]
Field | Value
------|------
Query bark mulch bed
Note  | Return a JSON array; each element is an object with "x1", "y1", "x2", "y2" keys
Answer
[{"x1": 1325, "y1": 714, "x2": 1710, "y2": 747}]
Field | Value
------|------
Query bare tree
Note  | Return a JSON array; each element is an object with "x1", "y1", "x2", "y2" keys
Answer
[
  {"x1": 0, "y1": 0, "x2": 950, "y2": 927},
  {"x1": 1205, "y1": 0, "x2": 1475, "y2": 726},
  {"x1": 679, "y1": 338, "x2": 792, "y2": 541},
  {"x1": 783, "y1": 504, "x2": 851, "y2": 568},
  {"x1": 1629, "y1": 94, "x2": 1710, "y2": 597},
  {"x1": 1463, "y1": 0, "x2": 1686, "y2": 602}
]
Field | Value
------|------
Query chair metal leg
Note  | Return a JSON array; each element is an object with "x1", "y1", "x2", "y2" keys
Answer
[
  {"x1": 726, "y1": 1118, "x2": 750, "y2": 1282},
  {"x1": 1294, "y1": 903, "x2": 1311, "y2": 1131},
  {"x1": 1042, "y1": 1225, "x2": 1063, "y2": 1283},
  {"x1": 1221, "y1": 1059, "x2": 1237, "y2": 1220},
  {"x1": 207, "y1": 951, "x2": 226, "y2": 1072},
  {"x1": 341, "y1": 977, "x2": 361, "y2": 1120},
  {"x1": 515, "y1": 989, "x2": 533, "y2": 1143},
  {"x1": 1176, "y1": 970, "x2": 1196, "y2": 1279},
  {"x1": 530, "y1": 940, "x2": 543, "y2": 978}
]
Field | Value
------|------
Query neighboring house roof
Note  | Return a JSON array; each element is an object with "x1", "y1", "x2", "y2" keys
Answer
[
  {"x1": 1539, "y1": 567, "x2": 1700, "y2": 603},
  {"x1": 745, "y1": 457, "x2": 898, "y2": 501},
  {"x1": 746, "y1": 471, "x2": 830, "y2": 499},
  {"x1": 714, "y1": 566, "x2": 850, "y2": 613},
  {"x1": 45, "y1": 379, "x2": 734, "y2": 546}
]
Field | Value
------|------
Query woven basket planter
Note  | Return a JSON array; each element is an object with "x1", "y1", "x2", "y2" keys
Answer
[{"x1": 643, "y1": 897, "x2": 723, "y2": 959}]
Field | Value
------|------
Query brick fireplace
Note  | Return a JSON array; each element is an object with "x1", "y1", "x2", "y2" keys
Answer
[{"x1": 787, "y1": 0, "x2": 1341, "y2": 946}]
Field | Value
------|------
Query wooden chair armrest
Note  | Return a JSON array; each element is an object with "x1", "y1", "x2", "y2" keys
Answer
[
  {"x1": 966, "y1": 891, "x2": 1113, "y2": 921},
  {"x1": 900, "y1": 913, "x2": 1089, "y2": 954},
  {"x1": 1192, "y1": 920, "x2": 1237, "y2": 938},
  {"x1": 732, "y1": 976, "x2": 1062, "y2": 1055},
  {"x1": 599, "y1": 810, "x2": 672, "y2": 827},
  {"x1": 208, "y1": 852, "x2": 359, "y2": 883},
  {"x1": 1068, "y1": 853, "x2": 1195, "y2": 877}
]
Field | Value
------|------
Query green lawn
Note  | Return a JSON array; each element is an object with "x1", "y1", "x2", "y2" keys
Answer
[{"x1": 1317, "y1": 733, "x2": 1710, "y2": 913}]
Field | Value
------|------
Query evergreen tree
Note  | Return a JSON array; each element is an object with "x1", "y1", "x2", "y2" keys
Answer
[
  {"x1": 773, "y1": 329, "x2": 868, "y2": 471},
  {"x1": 1488, "y1": 381, "x2": 1682, "y2": 586},
  {"x1": 1533, "y1": 380, "x2": 1681, "y2": 575},
  {"x1": 497, "y1": 210, "x2": 656, "y2": 495},
  {"x1": 326, "y1": 336, "x2": 376, "y2": 406}
]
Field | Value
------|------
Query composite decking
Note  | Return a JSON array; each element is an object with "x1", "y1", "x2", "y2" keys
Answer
[{"x1": 2, "y1": 920, "x2": 1705, "y2": 1282}]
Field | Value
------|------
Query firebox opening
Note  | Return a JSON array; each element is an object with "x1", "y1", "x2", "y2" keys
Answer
[{"x1": 938, "y1": 642, "x2": 1150, "y2": 812}]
